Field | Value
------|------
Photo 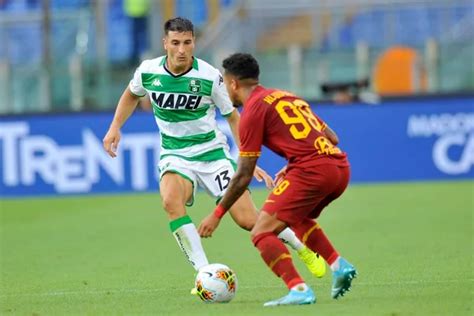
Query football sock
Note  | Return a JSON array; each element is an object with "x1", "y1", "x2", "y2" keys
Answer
[
  {"x1": 291, "y1": 283, "x2": 309, "y2": 292},
  {"x1": 169, "y1": 215, "x2": 209, "y2": 271},
  {"x1": 277, "y1": 227, "x2": 305, "y2": 251},
  {"x1": 330, "y1": 256, "x2": 342, "y2": 272},
  {"x1": 291, "y1": 218, "x2": 339, "y2": 265},
  {"x1": 252, "y1": 232, "x2": 304, "y2": 289}
]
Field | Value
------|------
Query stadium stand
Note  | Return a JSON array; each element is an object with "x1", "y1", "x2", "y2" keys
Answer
[{"x1": 0, "y1": 0, "x2": 472, "y2": 113}]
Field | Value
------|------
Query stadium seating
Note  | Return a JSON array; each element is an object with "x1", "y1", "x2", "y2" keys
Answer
[
  {"x1": 0, "y1": 1, "x2": 472, "y2": 112},
  {"x1": 319, "y1": 3, "x2": 473, "y2": 50},
  {"x1": 1, "y1": 1, "x2": 471, "y2": 62}
]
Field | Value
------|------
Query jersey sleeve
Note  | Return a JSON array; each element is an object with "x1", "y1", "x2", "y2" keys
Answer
[
  {"x1": 313, "y1": 112, "x2": 328, "y2": 131},
  {"x1": 211, "y1": 72, "x2": 234, "y2": 117},
  {"x1": 128, "y1": 61, "x2": 147, "y2": 97},
  {"x1": 239, "y1": 101, "x2": 266, "y2": 158}
]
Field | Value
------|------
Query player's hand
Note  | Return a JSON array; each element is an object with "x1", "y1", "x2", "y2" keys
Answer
[
  {"x1": 253, "y1": 165, "x2": 274, "y2": 189},
  {"x1": 198, "y1": 213, "x2": 221, "y2": 238},
  {"x1": 274, "y1": 166, "x2": 287, "y2": 186},
  {"x1": 103, "y1": 126, "x2": 121, "y2": 158}
]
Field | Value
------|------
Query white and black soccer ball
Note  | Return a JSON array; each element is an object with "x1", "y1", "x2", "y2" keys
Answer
[{"x1": 195, "y1": 263, "x2": 238, "y2": 303}]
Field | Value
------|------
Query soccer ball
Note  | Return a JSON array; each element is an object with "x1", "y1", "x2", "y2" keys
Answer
[{"x1": 195, "y1": 263, "x2": 237, "y2": 303}]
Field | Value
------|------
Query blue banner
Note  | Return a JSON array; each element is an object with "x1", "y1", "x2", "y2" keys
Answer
[
  {"x1": 316, "y1": 97, "x2": 473, "y2": 182},
  {"x1": 1, "y1": 97, "x2": 473, "y2": 197}
]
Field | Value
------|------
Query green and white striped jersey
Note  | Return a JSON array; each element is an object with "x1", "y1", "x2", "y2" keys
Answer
[{"x1": 129, "y1": 56, "x2": 235, "y2": 162}]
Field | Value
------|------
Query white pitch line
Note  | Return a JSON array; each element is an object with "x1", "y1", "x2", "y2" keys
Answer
[{"x1": 0, "y1": 279, "x2": 472, "y2": 299}]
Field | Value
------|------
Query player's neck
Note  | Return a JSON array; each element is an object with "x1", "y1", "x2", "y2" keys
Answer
[
  {"x1": 166, "y1": 58, "x2": 193, "y2": 76},
  {"x1": 240, "y1": 84, "x2": 260, "y2": 105}
]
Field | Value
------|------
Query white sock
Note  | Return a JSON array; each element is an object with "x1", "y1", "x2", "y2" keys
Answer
[
  {"x1": 291, "y1": 283, "x2": 309, "y2": 292},
  {"x1": 170, "y1": 215, "x2": 209, "y2": 271},
  {"x1": 277, "y1": 228, "x2": 305, "y2": 251},
  {"x1": 330, "y1": 256, "x2": 342, "y2": 271}
]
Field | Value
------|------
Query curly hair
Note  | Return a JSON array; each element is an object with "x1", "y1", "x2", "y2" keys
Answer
[{"x1": 222, "y1": 53, "x2": 260, "y2": 80}]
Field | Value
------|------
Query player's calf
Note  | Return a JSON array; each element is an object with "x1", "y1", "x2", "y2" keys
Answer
[{"x1": 228, "y1": 192, "x2": 258, "y2": 231}]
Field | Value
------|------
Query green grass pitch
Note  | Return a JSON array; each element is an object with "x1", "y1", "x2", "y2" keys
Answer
[{"x1": 1, "y1": 181, "x2": 472, "y2": 315}]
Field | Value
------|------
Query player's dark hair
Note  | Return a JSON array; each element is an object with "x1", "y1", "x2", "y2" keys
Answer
[
  {"x1": 222, "y1": 53, "x2": 260, "y2": 80},
  {"x1": 164, "y1": 17, "x2": 194, "y2": 35}
]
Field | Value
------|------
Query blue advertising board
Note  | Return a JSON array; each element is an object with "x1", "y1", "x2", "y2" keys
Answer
[
  {"x1": 0, "y1": 97, "x2": 472, "y2": 197},
  {"x1": 314, "y1": 98, "x2": 473, "y2": 183}
]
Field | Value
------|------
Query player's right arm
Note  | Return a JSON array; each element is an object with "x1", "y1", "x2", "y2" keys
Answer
[
  {"x1": 104, "y1": 61, "x2": 147, "y2": 158},
  {"x1": 103, "y1": 88, "x2": 141, "y2": 158}
]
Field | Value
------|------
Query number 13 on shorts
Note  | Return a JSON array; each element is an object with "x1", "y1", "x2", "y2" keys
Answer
[
  {"x1": 214, "y1": 170, "x2": 231, "y2": 191},
  {"x1": 196, "y1": 160, "x2": 237, "y2": 198}
]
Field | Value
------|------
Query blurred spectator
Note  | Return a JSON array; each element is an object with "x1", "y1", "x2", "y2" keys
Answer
[
  {"x1": 332, "y1": 90, "x2": 354, "y2": 104},
  {"x1": 321, "y1": 79, "x2": 379, "y2": 105},
  {"x1": 123, "y1": 0, "x2": 150, "y2": 63}
]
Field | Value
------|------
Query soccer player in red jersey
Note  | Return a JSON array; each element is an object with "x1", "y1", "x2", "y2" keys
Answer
[{"x1": 198, "y1": 53, "x2": 357, "y2": 306}]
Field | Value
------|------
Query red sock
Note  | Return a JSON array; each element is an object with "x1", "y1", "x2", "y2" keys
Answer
[
  {"x1": 252, "y1": 232, "x2": 303, "y2": 289},
  {"x1": 291, "y1": 218, "x2": 339, "y2": 265}
]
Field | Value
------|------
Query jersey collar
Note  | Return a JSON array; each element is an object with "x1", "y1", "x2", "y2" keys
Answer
[
  {"x1": 160, "y1": 56, "x2": 199, "y2": 77},
  {"x1": 246, "y1": 85, "x2": 266, "y2": 106}
]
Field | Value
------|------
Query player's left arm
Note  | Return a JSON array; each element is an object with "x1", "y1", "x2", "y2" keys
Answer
[
  {"x1": 323, "y1": 125, "x2": 339, "y2": 145},
  {"x1": 212, "y1": 70, "x2": 272, "y2": 188},
  {"x1": 314, "y1": 111, "x2": 339, "y2": 145},
  {"x1": 198, "y1": 156, "x2": 258, "y2": 238},
  {"x1": 219, "y1": 155, "x2": 258, "y2": 211},
  {"x1": 225, "y1": 109, "x2": 241, "y2": 145},
  {"x1": 199, "y1": 97, "x2": 264, "y2": 237}
]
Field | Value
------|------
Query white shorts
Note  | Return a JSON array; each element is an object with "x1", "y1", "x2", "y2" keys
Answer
[{"x1": 158, "y1": 155, "x2": 237, "y2": 206}]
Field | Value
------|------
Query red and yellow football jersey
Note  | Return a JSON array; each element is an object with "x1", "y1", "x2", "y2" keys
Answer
[{"x1": 239, "y1": 86, "x2": 349, "y2": 168}]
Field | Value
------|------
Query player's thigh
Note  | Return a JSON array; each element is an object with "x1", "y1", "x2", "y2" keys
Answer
[
  {"x1": 309, "y1": 196, "x2": 333, "y2": 219},
  {"x1": 309, "y1": 164, "x2": 351, "y2": 218},
  {"x1": 160, "y1": 172, "x2": 194, "y2": 203},
  {"x1": 262, "y1": 171, "x2": 326, "y2": 226},
  {"x1": 159, "y1": 158, "x2": 196, "y2": 217},
  {"x1": 228, "y1": 191, "x2": 258, "y2": 231}
]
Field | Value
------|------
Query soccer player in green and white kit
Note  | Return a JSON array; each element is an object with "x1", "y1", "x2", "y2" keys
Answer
[{"x1": 103, "y1": 17, "x2": 325, "y2": 289}]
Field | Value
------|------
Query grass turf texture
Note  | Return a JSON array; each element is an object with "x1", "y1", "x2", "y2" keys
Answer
[{"x1": 1, "y1": 181, "x2": 472, "y2": 315}]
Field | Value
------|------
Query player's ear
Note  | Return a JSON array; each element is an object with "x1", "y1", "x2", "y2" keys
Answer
[
  {"x1": 163, "y1": 37, "x2": 167, "y2": 50},
  {"x1": 231, "y1": 78, "x2": 238, "y2": 90}
]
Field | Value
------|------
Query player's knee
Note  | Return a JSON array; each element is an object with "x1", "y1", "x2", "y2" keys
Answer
[
  {"x1": 250, "y1": 226, "x2": 263, "y2": 241},
  {"x1": 250, "y1": 214, "x2": 283, "y2": 240},
  {"x1": 249, "y1": 229, "x2": 257, "y2": 242},
  {"x1": 161, "y1": 197, "x2": 172, "y2": 211},
  {"x1": 161, "y1": 196, "x2": 182, "y2": 215}
]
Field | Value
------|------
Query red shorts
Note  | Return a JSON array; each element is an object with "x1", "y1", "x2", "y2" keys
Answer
[{"x1": 262, "y1": 164, "x2": 350, "y2": 226}]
